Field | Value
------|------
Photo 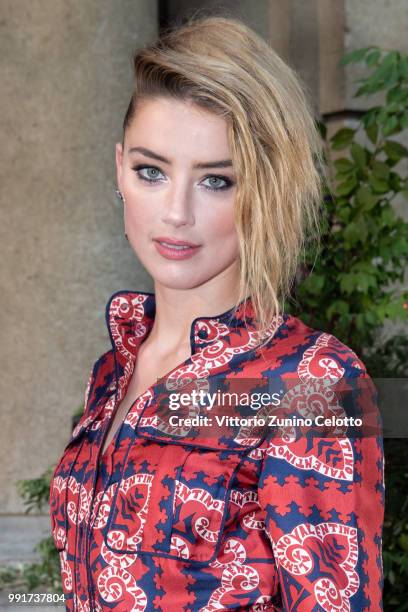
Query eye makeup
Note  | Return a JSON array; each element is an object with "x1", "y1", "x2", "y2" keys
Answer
[{"x1": 131, "y1": 164, "x2": 235, "y2": 192}]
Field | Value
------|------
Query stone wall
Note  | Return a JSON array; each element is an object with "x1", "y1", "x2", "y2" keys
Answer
[{"x1": 0, "y1": 0, "x2": 157, "y2": 516}]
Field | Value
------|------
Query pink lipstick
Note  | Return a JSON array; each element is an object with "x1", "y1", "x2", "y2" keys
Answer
[{"x1": 153, "y1": 236, "x2": 201, "y2": 260}]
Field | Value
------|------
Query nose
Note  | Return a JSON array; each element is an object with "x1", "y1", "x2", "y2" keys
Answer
[{"x1": 161, "y1": 180, "x2": 195, "y2": 228}]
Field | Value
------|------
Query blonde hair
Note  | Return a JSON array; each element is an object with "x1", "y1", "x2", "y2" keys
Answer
[{"x1": 123, "y1": 15, "x2": 325, "y2": 338}]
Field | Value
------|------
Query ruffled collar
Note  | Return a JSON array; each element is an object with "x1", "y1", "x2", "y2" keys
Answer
[
  {"x1": 79, "y1": 289, "x2": 291, "y2": 449},
  {"x1": 105, "y1": 289, "x2": 286, "y2": 364},
  {"x1": 103, "y1": 289, "x2": 291, "y2": 422}
]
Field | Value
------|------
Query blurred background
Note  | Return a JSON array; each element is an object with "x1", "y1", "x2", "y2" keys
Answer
[{"x1": 0, "y1": 0, "x2": 407, "y2": 607}]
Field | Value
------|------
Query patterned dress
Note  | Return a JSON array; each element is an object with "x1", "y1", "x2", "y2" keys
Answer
[{"x1": 49, "y1": 290, "x2": 384, "y2": 611}]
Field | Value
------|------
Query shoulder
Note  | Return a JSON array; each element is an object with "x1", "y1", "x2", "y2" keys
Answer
[
  {"x1": 261, "y1": 313, "x2": 369, "y2": 379},
  {"x1": 90, "y1": 348, "x2": 115, "y2": 382},
  {"x1": 84, "y1": 349, "x2": 116, "y2": 408}
]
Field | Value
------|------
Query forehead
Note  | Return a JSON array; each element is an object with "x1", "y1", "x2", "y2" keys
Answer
[{"x1": 125, "y1": 96, "x2": 231, "y2": 157}]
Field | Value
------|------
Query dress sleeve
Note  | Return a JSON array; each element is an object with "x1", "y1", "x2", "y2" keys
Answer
[
  {"x1": 80, "y1": 349, "x2": 113, "y2": 418},
  {"x1": 257, "y1": 358, "x2": 384, "y2": 611}
]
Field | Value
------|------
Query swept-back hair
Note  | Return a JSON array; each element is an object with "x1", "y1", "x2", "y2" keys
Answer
[{"x1": 123, "y1": 15, "x2": 325, "y2": 339}]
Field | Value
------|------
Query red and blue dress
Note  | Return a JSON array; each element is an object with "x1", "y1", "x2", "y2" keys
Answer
[{"x1": 49, "y1": 290, "x2": 384, "y2": 611}]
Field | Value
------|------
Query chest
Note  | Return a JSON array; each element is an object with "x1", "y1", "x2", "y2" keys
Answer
[
  {"x1": 101, "y1": 345, "x2": 192, "y2": 455},
  {"x1": 49, "y1": 345, "x2": 269, "y2": 563},
  {"x1": 50, "y1": 401, "x2": 263, "y2": 563}
]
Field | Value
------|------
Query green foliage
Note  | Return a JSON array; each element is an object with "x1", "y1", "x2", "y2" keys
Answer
[
  {"x1": 0, "y1": 567, "x2": 20, "y2": 590},
  {"x1": 0, "y1": 407, "x2": 84, "y2": 591},
  {"x1": 0, "y1": 469, "x2": 63, "y2": 593},
  {"x1": 382, "y1": 439, "x2": 408, "y2": 611},
  {"x1": 289, "y1": 46, "x2": 408, "y2": 610},
  {"x1": 0, "y1": 539, "x2": 63, "y2": 593},
  {"x1": 15, "y1": 468, "x2": 53, "y2": 514},
  {"x1": 73, "y1": 403, "x2": 85, "y2": 420},
  {"x1": 290, "y1": 46, "x2": 408, "y2": 372},
  {"x1": 18, "y1": 537, "x2": 62, "y2": 592}
]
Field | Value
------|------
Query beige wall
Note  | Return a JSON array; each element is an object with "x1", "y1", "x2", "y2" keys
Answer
[{"x1": 0, "y1": 0, "x2": 158, "y2": 514}]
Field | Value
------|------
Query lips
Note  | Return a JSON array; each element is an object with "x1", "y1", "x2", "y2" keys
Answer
[
  {"x1": 153, "y1": 236, "x2": 200, "y2": 248},
  {"x1": 153, "y1": 236, "x2": 201, "y2": 260}
]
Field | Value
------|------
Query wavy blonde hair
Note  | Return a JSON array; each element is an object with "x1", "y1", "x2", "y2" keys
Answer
[{"x1": 123, "y1": 15, "x2": 325, "y2": 338}]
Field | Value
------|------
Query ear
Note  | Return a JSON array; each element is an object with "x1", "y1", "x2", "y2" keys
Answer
[{"x1": 115, "y1": 142, "x2": 124, "y2": 192}]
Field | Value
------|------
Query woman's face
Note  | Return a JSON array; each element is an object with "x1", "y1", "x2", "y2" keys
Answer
[{"x1": 115, "y1": 97, "x2": 239, "y2": 292}]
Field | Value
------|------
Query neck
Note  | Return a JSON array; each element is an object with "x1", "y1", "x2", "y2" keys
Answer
[{"x1": 147, "y1": 262, "x2": 241, "y2": 354}]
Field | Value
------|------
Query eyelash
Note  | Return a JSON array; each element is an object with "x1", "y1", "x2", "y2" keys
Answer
[{"x1": 131, "y1": 164, "x2": 234, "y2": 192}]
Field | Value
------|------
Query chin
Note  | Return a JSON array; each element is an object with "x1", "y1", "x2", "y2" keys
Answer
[{"x1": 149, "y1": 269, "x2": 212, "y2": 291}]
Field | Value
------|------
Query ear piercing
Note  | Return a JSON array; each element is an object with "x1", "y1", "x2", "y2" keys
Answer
[
  {"x1": 115, "y1": 189, "x2": 125, "y2": 203},
  {"x1": 115, "y1": 190, "x2": 128, "y2": 240}
]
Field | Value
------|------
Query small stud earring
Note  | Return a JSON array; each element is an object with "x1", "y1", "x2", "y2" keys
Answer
[{"x1": 115, "y1": 189, "x2": 125, "y2": 203}]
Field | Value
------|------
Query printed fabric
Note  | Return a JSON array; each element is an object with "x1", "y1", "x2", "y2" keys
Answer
[{"x1": 49, "y1": 290, "x2": 384, "y2": 611}]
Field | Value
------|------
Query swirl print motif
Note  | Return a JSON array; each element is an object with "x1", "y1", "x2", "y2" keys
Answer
[{"x1": 49, "y1": 290, "x2": 384, "y2": 611}]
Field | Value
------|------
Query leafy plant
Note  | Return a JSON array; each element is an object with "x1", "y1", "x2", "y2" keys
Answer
[
  {"x1": 18, "y1": 537, "x2": 62, "y2": 592},
  {"x1": 382, "y1": 439, "x2": 408, "y2": 610},
  {"x1": 291, "y1": 46, "x2": 408, "y2": 375},
  {"x1": 0, "y1": 469, "x2": 63, "y2": 592},
  {"x1": 289, "y1": 46, "x2": 408, "y2": 610},
  {"x1": 0, "y1": 406, "x2": 85, "y2": 592},
  {"x1": 15, "y1": 468, "x2": 54, "y2": 514}
]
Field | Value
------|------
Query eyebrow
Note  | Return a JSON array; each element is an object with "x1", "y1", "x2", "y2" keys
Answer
[{"x1": 128, "y1": 146, "x2": 233, "y2": 169}]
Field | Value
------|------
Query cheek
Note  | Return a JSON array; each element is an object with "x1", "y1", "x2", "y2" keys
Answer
[
  {"x1": 124, "y1": 198, "x2": 152, "y2": 234},
  {"x1": 200, "y1": 198, "x2": 238, "y2": 243}
]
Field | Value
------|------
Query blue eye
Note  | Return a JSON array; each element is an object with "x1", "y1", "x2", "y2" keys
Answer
[
  {"x1": 201, "y1": 175, "x2": 234, "y2": 191},
  {"x1": 132, "y1": 165, "x2": 234, "y2": 191},
  {"x1": 132, "y1": 165, "x2": 165, "y2": 183}
]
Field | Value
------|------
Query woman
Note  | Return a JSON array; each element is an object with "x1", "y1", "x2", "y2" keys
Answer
[{"x1": 49, "y1": 15, "x2": 384, "y2": 611}]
